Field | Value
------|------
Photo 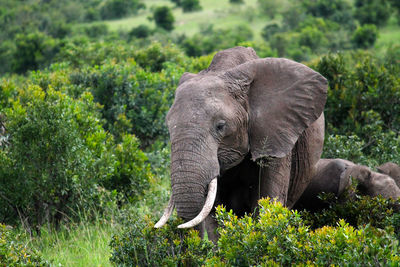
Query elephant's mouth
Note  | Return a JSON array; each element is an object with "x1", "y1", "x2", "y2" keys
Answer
[{"x1": 154, "y1": 177, "x2": 218, "y2": 229}]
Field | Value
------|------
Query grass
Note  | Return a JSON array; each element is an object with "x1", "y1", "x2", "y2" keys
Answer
[
  {"x1": 375, "y1": 17, "x2": 400, "y2": 54},
  {"x1": 25, "y1": 220, "x2": 115, "y2": 267},
  {"x1": 19, "y1": 175, "x2": 171, "y2": 267}
]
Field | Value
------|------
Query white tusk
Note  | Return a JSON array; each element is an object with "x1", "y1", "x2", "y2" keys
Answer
[
  {"x1": 177, "y1": 178, "x2": 217, "y2": 229},
  {"x1": 154, "y1": 196, "x2": 175, "y2": 228}
]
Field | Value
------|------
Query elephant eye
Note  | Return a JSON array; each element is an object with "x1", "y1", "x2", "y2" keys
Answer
[{"x1": 215, "y1": 120, "x2": 226, "y2": 133}]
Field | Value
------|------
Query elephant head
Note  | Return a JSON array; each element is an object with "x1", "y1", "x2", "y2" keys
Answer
[
  {"x1": 377, "y1": 162, "x2": 400, "y2": 188},
  {"x1": 294, "y1": 158, "x2": 355, "y2": 211},
  {"x1": 155, "y1": 47, "x2": 327, "y2": 230},
  {"x1": 345, "y1": 164, "x2": 400, "y2": 199}
]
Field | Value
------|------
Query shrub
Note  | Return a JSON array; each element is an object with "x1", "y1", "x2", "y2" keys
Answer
[
  {"x1": 261, "y1": 23, "x2": 280, "y2": 41},
  {"x1": 301, "y1": 0, "x2": 355, "y2": 28},
  {"x1": 212, "y1": 199, "x2": 400, "y2": 265},
  {"x1": 300, "y1": 193, "x2": 400, "y2": 231},
  {"x1": 352, "y1": 24, "x2": 378, "y2": 49},
  {"x1": 180, "y1": 25, "x2": 253, "y2": 57},
  {"x1": 112, "y1": 200, "x2": 400, "y2": 265},
  {"x1": 0, "y1": 86, "x2": 114, "y2": 233},
  {"x1": 181, "y1": 0, "x2": 202, "y2": 12},
  {"x1": 100, "y1": 0, "x2": 145, "y2": 20},
  {"x1": 229, "y1": 0, "x2": 244, "y2": 4},
  {"x1": 104, "y1": 134, "x2": 152, "y2": 202},
  {"x1": 109, "y1": 215, "x2": 214, "y2": 266},
  {"x1": 258, "y1": 0, "x2": 280, "y2": 18},
  {"x1": 322, "y1": 134, "x2": 367, "y2": 163},
  {"x1": 133, "y1": 42, "x2": 186, "y2": 72},
  {"x1": 354, "y1": 0, "x2": 391, "y2": 27},
  {"x1": 315, "y1": 52, "x2": 400, "y2": 136},
  {"x1": 129, "y1": 24, "x2": 152, "y2": 39},
  {"x1": 12, "y1": 31, "x2": 60, "y2": 73},
  {"x1": 0, "y1": 224, "x2": 49, "y2": 266},
  {"x1": 69, "y1": 62, "x2": 181, "y2": 147},
  {"x1": 83, "y1": 23, "x2": 109, "y2": 38},
  {"x1": 153, "y1": 6, "x2": 175, "y2": 31}
]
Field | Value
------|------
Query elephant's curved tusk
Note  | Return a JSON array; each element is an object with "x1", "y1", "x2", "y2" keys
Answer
[
  {"x1": 177, "y1": 178, "x2": 217, "y2": 229},
  {"x1": 154, "y1": 196, "x2": 175, "y2": 228}
]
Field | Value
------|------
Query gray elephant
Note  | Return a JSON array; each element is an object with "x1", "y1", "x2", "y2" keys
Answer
[
  {"x1": 155, "y1": 46, "x2": 327, "y2": 241},
  {"x1": 377, "y1": 162, "x2": 400, "y2": 187},
  {"x1": 348, "y1": 164, "x2": 400, "y2": 199},
  {"x1": 293, "y1": 158, "x2": 355, "y2": 211},
  {"x1": 295, "y1": 159, "x2": 400, "y2": 211}
]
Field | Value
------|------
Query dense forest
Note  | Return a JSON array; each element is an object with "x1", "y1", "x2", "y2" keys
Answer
[{"x1": 0, "y1": 0, "x2": 399, "y2": 265}]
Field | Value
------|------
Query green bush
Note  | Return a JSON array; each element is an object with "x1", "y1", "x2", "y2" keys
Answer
[
  {"x1": 69, "y1": 60, "x2": 182, "y2": 147},
  {"x1": 82, "y1": 23, "x2": 109, "y2": 38},
  {"x1": 181, "y1": 0, "x2": 202, "y2": 12},
  {"x1": 153, "y1": 6, "x2": 175, "y2": 32},
  {"x1": 111, "y1": 199, "x2": 400, "y2": 266},
  {"x1": 354, "y1": 0, "x2": 391, "y2": 27},
  {"x1": 322, "y1": 134, "x2": 367, "y2": 163},
  {"x1": 109, "y1": 215, "x2": 213, "y2": 266},
  {"x1": 0, "y1": 224, "x2": 49, "y2": 266},
  {"x1": 0, "y1": 86, "x2": 111, "y2": 232},
  {"x1": 129, "y1": 24, "x2": 152, "y2": 39},
  {"x1": 314, "y1": 52, "x2": 400, "y2": 140},
  {"x1": 12, "y1": 31, "x2": 60, "y2": 73},
  {"x1": 181, "y1": 25, "x2": 253, "y2": 57},
  {"x1": 301, "y1": 0, "x2": 355, "y2": 28},
  {"x1": 229, "y1": 0, "x2": 244, "y2": 4},
  {"x1": 212, "y1": 199, "x2": 399, "y2": 265},
  {"x1": 352, "y1": 24, "x2": 378, "y2": 49},
  {"x1": 300, "y1": 193, "x2": 400, "y2": 231},
  {"x1": 100, "y1": 0, "x2": 145, "y2": 20},
  {"x1": 258, "y1": 0, "x2": 280, "y2": 18},
  {"x1": 261, "y1": 23, "x2": 280, "y2": 41},
  {"x1": 105, "y1": 134, "x2": 152, "y2": 202}
]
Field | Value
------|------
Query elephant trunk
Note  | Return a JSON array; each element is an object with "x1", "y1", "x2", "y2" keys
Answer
[{"x1": 170, "y1": 133, "x2": 219, "y2": 221}]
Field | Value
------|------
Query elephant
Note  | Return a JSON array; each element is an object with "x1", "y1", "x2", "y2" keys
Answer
[
  {"x1": 154, "y1": 46, "x2": 328, "y2": 241},
  {"x1": 377, "y1": 162, "x2": 400, "y2": 187},
  {"x1": 348, "y1": 164, "x2": 400, "y2": 199},
  {"x1": 295, "y1": 159, "x2": 400, "y2": 211},
  {"x1": 293, "y1": 158, "x2": 355, "y2": 211}
]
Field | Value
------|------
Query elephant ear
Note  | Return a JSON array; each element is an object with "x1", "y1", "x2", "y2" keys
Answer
[{"x1": 222, "y1": 58, "x2": 327, "y2": 160}]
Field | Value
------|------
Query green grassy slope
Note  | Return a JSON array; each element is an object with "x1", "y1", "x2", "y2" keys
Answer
[
  {"x1": 96, "y1": 0, "x2": 400, "y2": 49},
  {"x1": 100, "y1": 0, "x2": 270, "y2": 40}
]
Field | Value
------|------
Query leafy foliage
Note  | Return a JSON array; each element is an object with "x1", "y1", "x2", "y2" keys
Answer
[
  {"x1": 300, "y1": 192, "x2": 400, "y2": 231},
  {"x1": 129, "y1": 24, "x2": 152, "y2": 39},
  {"x1": 181, "y1": 24, "x2": 254, "y2": 57},
  {"x1": 0, "y1": 224, "x2": 49, "y2": 266},
  {"x1": 153, "y1": 6, "x2": 175, "y2": 31},
  {"x1": 99, "y1": 0, "x2": 145, "y2": 20},
  {"x1": 213, "y1": 199, "x2": 400, "y2": 265},
  {"x1": 111, "y1": 199, "x2": 400, "y2": 266},
  {"x1": 0, "y1": 86, "x2": 110, "y2": 232},
  {"x1": 354, "y1": 0, "x2": 392, "y2": 27},
  {"x1": 12, "y1": 31, "x2": 60, "y2": 74},
  {"x1": 109, "y1": 215, "x2": 213, "y2": 266},
  {"x1": 180, "y1": 0, "x2": 202, "y2": 13},
  {"x1": 352, "y1": 24, "x2": 378, "y2": 49},
  {"x1": 69, "y1": 58, "x2": 182, "y2": 147},
  {"x1": 315, "y1": 52, "x2": 400, "y2": 165}
]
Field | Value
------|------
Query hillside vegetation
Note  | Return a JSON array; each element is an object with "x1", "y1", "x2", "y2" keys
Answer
[{"x1": 0, "y1": 0, "x2": 399, "y2": 265}]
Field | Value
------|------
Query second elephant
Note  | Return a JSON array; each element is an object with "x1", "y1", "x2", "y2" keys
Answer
[
  {"x1": 377, "y1": 162, "x2": 400, "y2": 188},
  {"x1": 295, "y1": 159, "x2": 400, "y2": 211}
]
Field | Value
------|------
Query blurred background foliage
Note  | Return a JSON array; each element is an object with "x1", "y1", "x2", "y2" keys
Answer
[{"x1": 0, "y1": 0, "x2": 399, "y2": 265}]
